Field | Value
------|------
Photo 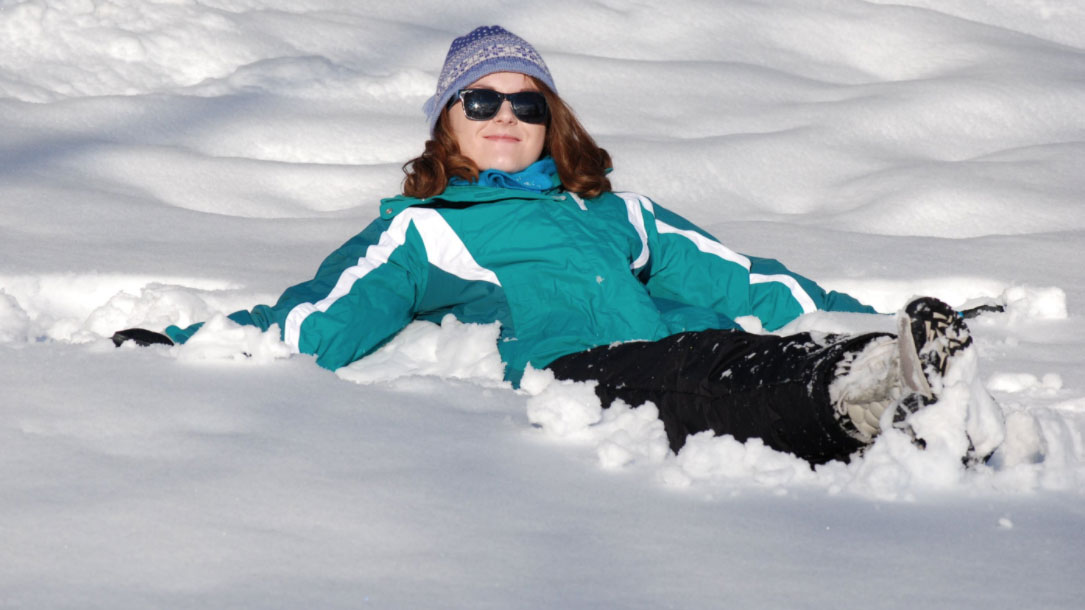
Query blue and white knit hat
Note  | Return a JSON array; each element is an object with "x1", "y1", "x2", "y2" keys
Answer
[{"x1": 423, "y1": 25, "x2": 557, "y2": 134}]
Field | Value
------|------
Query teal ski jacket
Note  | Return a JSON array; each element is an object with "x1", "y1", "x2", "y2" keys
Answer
[{"x1": 167, "y1": 185, "x2": 875, "y2": 384}]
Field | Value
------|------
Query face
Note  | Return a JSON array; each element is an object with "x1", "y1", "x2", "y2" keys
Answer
[{"x1": 447, "y1": 72, "x2": 547, "y2": 173}]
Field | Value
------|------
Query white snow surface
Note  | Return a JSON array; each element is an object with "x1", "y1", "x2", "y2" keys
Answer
[{"x1": 2, "y1": 1, "x2": 1084, "y2": 607}]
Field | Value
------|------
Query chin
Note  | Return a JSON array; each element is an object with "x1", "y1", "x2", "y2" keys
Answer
[{"x1": 484, "y1": 159, "x2": 532, "y2": 173}]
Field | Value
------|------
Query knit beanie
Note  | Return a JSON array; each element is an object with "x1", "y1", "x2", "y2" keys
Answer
[{"x1": 423, "y1": 25, "x2": 557, "y2": 134}]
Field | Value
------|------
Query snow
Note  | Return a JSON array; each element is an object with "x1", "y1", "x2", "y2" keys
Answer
[{"x1": 2, "y1": 0, "x2": 1084, "y2": 607}]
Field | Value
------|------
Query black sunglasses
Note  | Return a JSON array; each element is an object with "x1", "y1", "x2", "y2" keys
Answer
[{"x1": 449, "y1": 89, "x2": 549, "y2": 124}]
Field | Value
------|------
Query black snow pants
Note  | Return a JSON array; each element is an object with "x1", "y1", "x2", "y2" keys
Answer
[{"x1": 547, "y1": 329, "x2": 890, "y2": 465}]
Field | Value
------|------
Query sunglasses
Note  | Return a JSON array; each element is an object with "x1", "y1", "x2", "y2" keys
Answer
[{"x1": 450, "y1": 89, "x2": 549, "y2": 124}]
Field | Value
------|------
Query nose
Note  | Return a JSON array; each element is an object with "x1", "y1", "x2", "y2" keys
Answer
[{"x1": 492, "y1": 99, "x2": 518, "y2": 124}]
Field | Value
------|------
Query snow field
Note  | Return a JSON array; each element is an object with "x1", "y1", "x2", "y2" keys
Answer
[{"x1": 2, "y1": 0, "x2": 1084, "y2": 607}]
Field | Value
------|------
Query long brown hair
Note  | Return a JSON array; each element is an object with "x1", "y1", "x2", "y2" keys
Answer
[{"x1": 402, "y1": 78, "x2": 612, "y2": 199}]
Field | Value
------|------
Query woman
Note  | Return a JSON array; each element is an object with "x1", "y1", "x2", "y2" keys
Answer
[{"x1": 115, "y1": 26, "x2": 989, "y2": 465}]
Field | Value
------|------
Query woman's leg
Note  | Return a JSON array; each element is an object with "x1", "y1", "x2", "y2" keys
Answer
[{"x1": 547, "y1": 330, "x2": 893, "y2": 464}]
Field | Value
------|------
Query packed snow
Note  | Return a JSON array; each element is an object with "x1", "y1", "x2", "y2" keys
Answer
[{"x1": 2, "y1": 0, "x2": 1084, "y2": 607}]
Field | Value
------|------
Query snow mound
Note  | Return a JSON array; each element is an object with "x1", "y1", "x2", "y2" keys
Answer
[
  {"x1": 337, "y1": 315, "x2": 507, "y2": 386},
  {"x1": 173, "y1": 314, "x2": 291, "y2": 364},
  {"x1": 0, "y1": 289, "x2": 31, "y2": 343}
]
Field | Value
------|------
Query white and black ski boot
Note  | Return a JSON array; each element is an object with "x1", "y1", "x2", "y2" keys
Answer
[
  {"x1": 892, "y1": 297, "x2": 994, "y2": 462},
  {"x1": 897, "y1": 296, "x2": 973, "y2": 401}
]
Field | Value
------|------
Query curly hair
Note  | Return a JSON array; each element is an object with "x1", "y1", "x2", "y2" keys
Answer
[{"x1": 402, "y1": 79, "x2": 612, "y2": 199}]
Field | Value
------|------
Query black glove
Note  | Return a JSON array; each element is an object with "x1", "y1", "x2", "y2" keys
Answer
[
  {"x1": 112, "y1": 328, "x2": 175, "y2": 347},
  {"x1": 958, "y1": 303, "x2": 1005, "y2": 319}
]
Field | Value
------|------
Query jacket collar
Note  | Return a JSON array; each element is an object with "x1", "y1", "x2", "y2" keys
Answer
[{"x1": 379, "y1": 184, "x2": 567, "y2": 219}]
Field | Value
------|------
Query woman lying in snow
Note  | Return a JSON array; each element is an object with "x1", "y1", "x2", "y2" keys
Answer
[{"x1": 115, "y1": 25, "x2": 1003, "y2": 465}]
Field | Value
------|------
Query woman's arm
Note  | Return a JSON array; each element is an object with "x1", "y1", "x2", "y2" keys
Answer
[
  {"x1": 166, "y1": 214, "x2": 429, "y2": 370},
  {"x1": 619, "y1": 193, "x2": 876, "y2": 331}
]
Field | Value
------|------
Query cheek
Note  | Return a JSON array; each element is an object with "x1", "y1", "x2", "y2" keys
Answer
[
  {"x1": 526, "y1": 126, "x2": 547, "y2": 156},
  {"x1": 448, "y1": 113, "x2": 470, "y2": 147},
  {"x1": 449, "y1": 114, "x2": 483, "y2": 160}
]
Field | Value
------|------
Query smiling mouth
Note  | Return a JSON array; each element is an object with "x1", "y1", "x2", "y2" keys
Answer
[{"x1": 485, "y1": 135, "x2": 520, "y2": 142}]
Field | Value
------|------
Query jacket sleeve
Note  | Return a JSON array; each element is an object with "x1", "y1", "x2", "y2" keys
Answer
[
  {"x1": 167, "y1": 214, "x2": 429, "y2": 370},
  {"x1": 624, "y1": 194, "x2": 877, "y2": 331}
]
